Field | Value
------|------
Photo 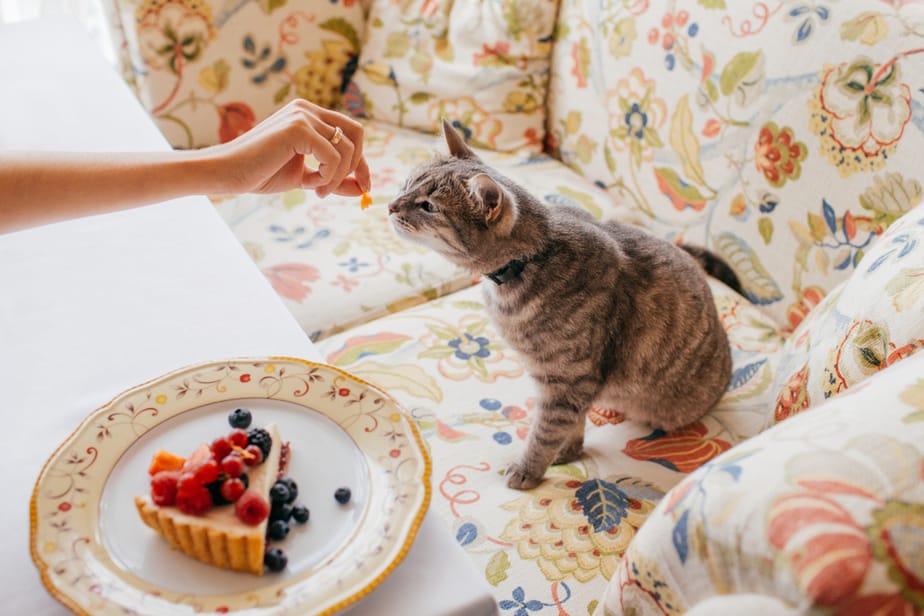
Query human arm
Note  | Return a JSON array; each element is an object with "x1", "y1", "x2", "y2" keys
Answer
[{"x1": 0, "y1": 99, "x2": 371, "y2": 234}]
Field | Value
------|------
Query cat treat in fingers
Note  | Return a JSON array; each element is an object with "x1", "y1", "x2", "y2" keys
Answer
[{"x1": 387, "y1": 119, "x2": 742, "y2": 490}]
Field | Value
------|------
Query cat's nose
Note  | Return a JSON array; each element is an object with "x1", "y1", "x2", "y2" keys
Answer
[{"x1": 387, "y1": 201, "x2": 400, "y2": 215}]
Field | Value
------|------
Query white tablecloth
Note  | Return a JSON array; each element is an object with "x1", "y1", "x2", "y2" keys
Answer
[{"x1": 0, "y1": 17, "x2": 497, "y2": 616}]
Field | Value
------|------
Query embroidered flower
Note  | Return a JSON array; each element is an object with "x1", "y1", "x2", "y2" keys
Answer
[
  {"x1": 428, "y1": 97, "x2": 503, "y2": 150},
  {"x1": 810, "y1": 57, "x2": 912, "y2": 176},
  {"x1": 217, "y1": 102, "x2": 255, "y2": 143},
  {"x1": 136, "y1": 0, "x2": 214, "y2": 73},
  {"x1": 754, "y1": 122, "x2": 808, "y2": 187},
  {"x1": 607, "y1": 68, "x2": 667, "y2": 167},
  {"x1": 773, "y1": 363, "x2": 811, "y2": 423},
  {"x1": 295, "y1": 39, "x2": 355, "y2": 108},
  {"x1": 261, "y1": 263, "x2": 320, "y2": 302},
  {"x1": 418, "y1": 314, "x2": 523, "y2": 382}
]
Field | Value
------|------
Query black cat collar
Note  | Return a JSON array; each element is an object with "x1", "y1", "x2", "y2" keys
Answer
[{"x1": 485, "y1": 258, "x2": 529, "y2": 285}]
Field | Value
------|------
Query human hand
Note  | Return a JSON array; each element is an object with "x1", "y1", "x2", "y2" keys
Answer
[{"x1": 209, "y1": 98, "x2": 371, "y2": 198}]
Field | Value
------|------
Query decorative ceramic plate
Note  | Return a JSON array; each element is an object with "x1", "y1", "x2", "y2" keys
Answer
[{"x1": 30, "y1": 357, "x2": 431, "y2": 615}]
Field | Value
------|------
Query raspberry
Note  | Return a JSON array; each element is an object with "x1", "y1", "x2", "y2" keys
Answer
[
  {"x1": 220, "y1": 453, "x2": 245, "y2": 478},
  {"x1": 210, "y1": 437, "x2": 232, "y2": 461},
  {"x1": 228, "y1": 408, "x2": 252, "y2": 429},
  {"x1": 243, "y1": 445, "x2": 263, "y2": 466},
  {"x1": 177, "y1": 472, "x2": 199, "y2": 493},
  {"x1": 150, "y1": 470, "x2": 180, "y2": 506},
  {"x1": 236, "y1": 489, "x2": 270, "y2": 525},
  {"x1": 194, "y1": 459, "x2": 220, "y2": 485},
  {"x1": 228, "y1": 429, "x2": 249, "y2": 449},
  {"x1": 176, "y1": 484, "x2": 213, "y2": 515},
  {"x1": 220, "y1": 477, "x2": 245, "y2": 502}
]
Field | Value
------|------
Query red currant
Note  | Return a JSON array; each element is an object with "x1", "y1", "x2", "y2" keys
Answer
[
  {"x1": 243, "y1": 445, "x2": 263, "y2": 466},
  {"x1": 150, "y1": 470, "x2": 180, "y2": 506},
  {"x1": 235, "y1": 489, "x2": 270, "y2": 525},
  {"x1": 210, "y1": 437, "x2": 232, "y2": 461},
  {"x1": 228, "y1": 429, "x2": 248, "y2": 449},
  {"x1": 220, "y1": 477, "x2": 245, "y2": 502},
  {"x1": 177, "y1": 471, "x2": 199, "y2": 493},
  {"x1": 221, "y1": 453, "x2": 245, "y2": 478},
  {"x1": 176, "y1": 484, "x2": 213, "y2": 515}
]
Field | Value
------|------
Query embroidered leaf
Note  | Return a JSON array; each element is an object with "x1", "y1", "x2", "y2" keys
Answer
[
  {"x1": 555, "y1": 185, "x2": 603, "y2": 219},
  {"x1": 669, "y1": 95, "x2": 706, "y2": 187},
  {"x1": 807, "y1": 212, "x2": 829, "y2": 242},
  {"x1": 281, "y1": 189, "x2": 305, "y2": 209},
  {"x1": 325, "y1": 333, "x2": 410, "y2": 366},
  {"x1": 409, "y1": 91, "x2": 435, "y2": 104},
  {"x1": 575, "y1": 479, "x2": 630, "y2": 532},
  {"x1": 273, "y1": 82, "x2": 291, "y2": 105},
  {"x1": 485, "y1": 551, "x2": 510, "y2": 586},
  {"x1": 758, "y1": 216, "x2": 774, "y2": 244},
  {"x1": 730, "y1": 359, "x2": 767, "y2": 390},
  {"x1": 714, "y1": 232, "x2": 783, "y2": 305},
  {"x1": 654, "y1": 167, "x2": 710, "y2": 211},
  {"x1": 435, "y1": 419, "x2": 471, "y2": 442},
  {"x1": 823, "y1": 199, "x2": 838, "y2": 233},
  {"x1": 348, "y1": 360, "x2": 443, "y2": 402},
  {"x1": 673, "y1": 508, "x2": 691, "y2": 563},
  {"x1": 198, "y1": 59, "x2": 230, "y2": 93},
  {"x1": 899, "y1": 379, "x2": 924, "y2": 411},
  {"x1": 720, "y1": 51, "x2": 761, "y2": 96},
  {"x1": 456, "y1": 522, "x2": 478, "y2": 546},
  {"x1": 320, "y1": 17, "x2": 361, "y2": 52},
  {"x1": 698, "y1": 0, "x2": 726, "y2": 8},
  {"x1": 887, "y1": 268, "x2": 924, "y2": 312}
]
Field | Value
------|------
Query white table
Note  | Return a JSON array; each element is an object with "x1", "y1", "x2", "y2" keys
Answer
[{"x1": 0, "y1": 18, "x2": 497, "y2": 616}]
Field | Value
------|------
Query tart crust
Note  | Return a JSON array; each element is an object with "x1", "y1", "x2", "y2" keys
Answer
[{"x1": 135, "y1": 423, "x2": 282, "y2": 575}]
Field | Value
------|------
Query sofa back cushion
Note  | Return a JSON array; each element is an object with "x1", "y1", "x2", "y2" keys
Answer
[
  {"x1": 104, "y1": 0, "x2": 366, "y2": 148},
  {"x1": 345, "y1": 0, "x2": 560, "y2": 154},
  {"x1": 547, "y1": 1, "x2": 924, "y2": 326}
]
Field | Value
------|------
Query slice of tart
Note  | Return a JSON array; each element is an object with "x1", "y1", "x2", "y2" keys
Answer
[{"x1": 135, "y1": 423, "x2": 283, "y2": 575}]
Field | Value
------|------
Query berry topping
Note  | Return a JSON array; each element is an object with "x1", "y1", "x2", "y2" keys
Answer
[
  {"x1": 193, "y1": 459, "x2": 220, "y2": 485},
  {"x1": 291, "y1": 505, "x2": 310, "y2": 524},
  {"x1": 267, "y1": 519, "x2": 290, "y2": 541},
  {"x1": 334, "y1": 487, "x2": 352, "y2": 504},
  {"x1": 264, "y1": 547, "x2": 287, "y2": 573},
  {"x1": 243, "y1": 445, "x2": 263, "y2": 466},
  {"x1": 235, "y1": 489, "x2": 270, "y2": 525},
  {"x1": 269, "y1": 481, "x2": 290, "y2": 504},
  {"x1": 228, "y1": 408, "x2": 252, "y2": 429},
  {"x1": 228, "y1": 428, "x2": 249, "y2": 449},
  {"x1": 220, "y1": 453, "x2": 245, "y2": 478},
  {"x1": 247, "y1": 428, "x2": 272, "y2": 458},
  {"x1": 220, "y1": 477, "x2": 245, "y2": 502},
  {"x1": 176, "y1": 484, "x2": 213, "y2": 516},
  {"x1": 148, "y1": 450, "x2": 186, "y2": 476},
  {"x1": 177, "y1": 472, "x2": 200, "y2": 494},
  {"x1": 277, "y1": 477, "x2": 298, "y2": 504},
  {"x1": 150, "y1": 470, "x2": 180, "y2": 506},
  {"x1": 210, "y1": 437, "x2": 232, "y2": 461}
]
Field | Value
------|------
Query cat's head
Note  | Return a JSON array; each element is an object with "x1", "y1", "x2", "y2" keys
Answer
[{"x1": 387, "y1": 119, "x2": 521, "y2": 272}]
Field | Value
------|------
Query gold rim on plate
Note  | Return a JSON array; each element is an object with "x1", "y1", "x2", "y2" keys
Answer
[{"x1": 30, "y1": 356, "x2": 431, "y2": 615}]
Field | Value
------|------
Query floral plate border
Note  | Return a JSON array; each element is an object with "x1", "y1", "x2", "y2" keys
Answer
[{"x1": 30, "y1": 357, "x2": 431, "y2": 615}]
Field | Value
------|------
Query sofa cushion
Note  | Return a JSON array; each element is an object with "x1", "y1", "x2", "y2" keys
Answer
[
  {"x1": 314, "y1": 278, "x2": 783, "y2": 613},
  {"x1": 605, "y1": 349, "x2": 924, "y2": 615},
  {"x1": 547, "y1": 1, "x2": 924, "y2": 327},
  {"x1": 769, "y1": 202, "x2": 924, "y2": 426},
  {"x1": 105, "y1": 0, "x2": 366, "y2": 147},
  {"x1": 345, "y1": 0, "x2": 559, "y2": 153},
  {"x1": 213, "y1": 120, "x2": 623, "y2": 340}
]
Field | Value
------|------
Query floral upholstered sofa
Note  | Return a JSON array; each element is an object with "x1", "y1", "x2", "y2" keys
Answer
[{"x1": 104, "y1": 0, "x2": 924, "y2": 613}]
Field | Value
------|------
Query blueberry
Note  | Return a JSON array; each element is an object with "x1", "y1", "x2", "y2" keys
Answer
[
  {"x1": 267, "y1": 519, "x2": 290, "y2": 541},
  {"x1": 207, "y1": 481, "x2": 230, "y2": 506},
  {"x1": 270, "y1": 502, "x2": 293, "y2": 522},
  {"x1": 240, "y1": 473, "x2": 249, "y2": 490},
  {"x1": 264, "y1": 547, "x2": 287, "y2": 573},
  {"x1": 291, "y1": 505, "x2": 310, "y2": 524},
  {"x1": 270, "y1": 481, "x2": 290, "y2": 504},
  {"x1": 228, "y1": 408, "x2": 252, "y2": 429},
  {"x1": 334, "y1": 487, "x2": 352, "y2": 504},
  {"x1": 277, "y1": 477, "x2": 298, "y2": 504}
]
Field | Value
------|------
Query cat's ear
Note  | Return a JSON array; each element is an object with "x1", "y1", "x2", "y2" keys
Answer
[
  {"x1": 442, "y1": 118, "x2": 476, "y2": 160},
  {"x1": 469, "y1": 173, "x2": 516, "y2": 231}
]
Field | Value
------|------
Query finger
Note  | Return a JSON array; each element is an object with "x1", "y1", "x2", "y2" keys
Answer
[
  {"x1": 330, "y1": 177, "x2": 364, "y2": 197},
  {"x1": 353, "y1": 156, "x2": 372, "y2": 193},
  {"x1": 310, "y1": 131, "x2": 341, "y2": 183},
  {"x1": 317, "y1": 126, "x2": 355, "y2": 197}
]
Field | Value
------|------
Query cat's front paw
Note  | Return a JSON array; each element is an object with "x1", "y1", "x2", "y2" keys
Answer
[{"x1": 505, "y1": 462, "x2": 544, "y2": 490}]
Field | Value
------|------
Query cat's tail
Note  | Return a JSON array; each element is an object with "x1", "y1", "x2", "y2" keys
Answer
[{"x1": 680, "y1": 244, "x2": 745, "y2": 297}]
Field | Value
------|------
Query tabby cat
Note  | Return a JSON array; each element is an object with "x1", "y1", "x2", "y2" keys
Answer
[{"x1": 388, "y1": 120, "x2": 742, "y2": 490}]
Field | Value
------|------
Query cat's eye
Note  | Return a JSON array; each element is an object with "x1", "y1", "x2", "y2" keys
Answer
[{"x1": 417, "y1": 200, "x2": 437, "y2": 213}]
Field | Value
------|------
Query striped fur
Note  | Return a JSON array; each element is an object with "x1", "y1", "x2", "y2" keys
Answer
[{"x1": 387, "y1": 120, "x2": 734, "y2": 489}]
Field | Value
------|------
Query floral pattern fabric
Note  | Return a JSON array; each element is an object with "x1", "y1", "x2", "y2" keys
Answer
[
  {"x1": 213, "y1": 120, "x2": 624, "y2": 341},
  {"x1": 315, "y1": 280, "x2": 784, "y2": 615},
  {"x1": 547, "y1": 0, "x2": 924, "y2": 326},
  {"x1": 103, "y1": 0, "x2": 367, "y2": 148},
  {"x1": 606, "y1": 348, "x2": 924, "y2": 615},
  {"x1": 346, "y1": 0, "x2": 559, "y2": 153}
]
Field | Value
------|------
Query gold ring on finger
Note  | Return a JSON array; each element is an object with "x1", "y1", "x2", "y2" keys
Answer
[{"x1": 331, "y1": 126, "x2": 343, "y2": 145}]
